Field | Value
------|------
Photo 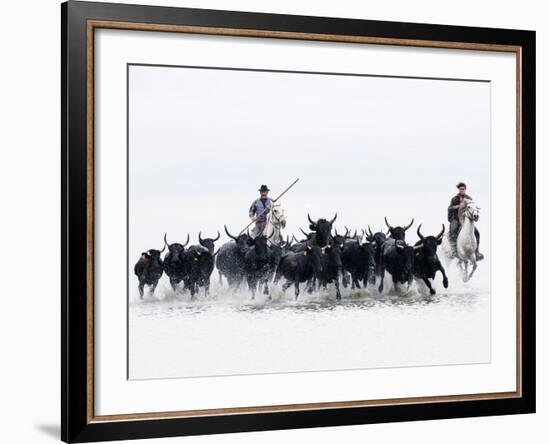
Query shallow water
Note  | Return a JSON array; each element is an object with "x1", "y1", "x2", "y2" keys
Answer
[{"x1": 129, "y1": 266, "x2": 490, "y2": 380}]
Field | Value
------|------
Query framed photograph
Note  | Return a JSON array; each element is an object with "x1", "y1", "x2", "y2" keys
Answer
[{"x1": 61, "y1": 1, "x2": 535, "y2": 442}]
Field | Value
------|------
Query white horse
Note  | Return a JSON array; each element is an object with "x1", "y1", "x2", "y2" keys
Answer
[
  {"x1": 441, "y1": 199, "x2": 481, "y2": 282},
  {"x1": 263, "y1": 202, "x2": 287, "y2": 247}
]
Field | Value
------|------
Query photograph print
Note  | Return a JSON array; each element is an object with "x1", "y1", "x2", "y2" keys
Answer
[{"x1": 128, "y1": 63, "x2": 490, "y2": 380}]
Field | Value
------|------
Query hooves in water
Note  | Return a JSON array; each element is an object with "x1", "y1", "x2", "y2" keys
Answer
[{"x1": 443, "y1": 278, "x2": 449, "y2": 288}]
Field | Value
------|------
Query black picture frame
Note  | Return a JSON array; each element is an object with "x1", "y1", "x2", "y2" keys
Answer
[{"x1": 62, "y1": 1, "x2": 536, "y2": 442}]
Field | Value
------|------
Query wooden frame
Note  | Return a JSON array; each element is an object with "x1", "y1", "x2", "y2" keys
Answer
[{"x1": 62, "y1": 1, "x2": 536, "y2": 442}]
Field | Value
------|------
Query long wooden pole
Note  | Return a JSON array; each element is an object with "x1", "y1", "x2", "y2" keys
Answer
[{"x1": 239, "y1": 178, "x2": 300, "y2": 235}]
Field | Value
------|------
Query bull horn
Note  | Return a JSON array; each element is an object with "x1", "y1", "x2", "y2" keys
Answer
[
  {"x1": 182, "y1": 234, "x2": 190, "y2": 248},
  {"x1": 344, "y1": 226, "x2": 350, "y2": 237},
  {"x1": 395, "y1": 241, "x2": 405, "y2": 250},
  {"x1": 404, "y1": 218, "x2": 414, "y2": 231},
  {"x1": 212, "y1": 248, "x2": 220, "y2": 257},
  {"x1": 417, "y1": 224, "x2": 425, "y2": 241},
  {"x1": 334, "y1": 228, "x2": 339, "y2": 237},
  {"x1": 198, "y1": 231, "x2": 204, "y2": 244},
  {"x1": 300, "y1": 227, "x2": 309, "y2": 237},
  {"x1": 353, "y1": 229, "x2": 358, "y2": 239},
  {"x1": 329, "y1": 212, "x2": 338, "y2": 224},
  {"x1": 413, "y1": 244, "x2": 423, "y2": 251},
  {"x1": 292, "y1": 234, "x2": 299, "y2": 243},
  {"x1": 163, "y1": 232, "x2": 170, "y2": 248},
  {"x1": 368, "y1": 225, "x2": 374, "y2": 237},
  {"x1": 213, "y1": 230, "x2": 221, "y2": 242},
  {"x1": 307, "y1": 213, "x2": 315, "y2": 225},
  {"x1": 436, "y1": 224, "x2": 445, "y2": 240},
  {"x1": 224, "y1": 225, "x2": 238, "y2": 241},
  {"x1": 384, "y1": 217, "x2": 394, "y2": 231}
]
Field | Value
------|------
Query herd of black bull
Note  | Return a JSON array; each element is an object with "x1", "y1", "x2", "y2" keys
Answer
[{"x1": 134, "y1": 214, "x2": 449, "y2": 301}]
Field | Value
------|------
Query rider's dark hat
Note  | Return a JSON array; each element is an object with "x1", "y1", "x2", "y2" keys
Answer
[
  {"x1": 258, "y1": 184, "x2": 270, "y2": 192},
  {"x1": 456, "y1": 182, "x2": 467, "y2": 189}
]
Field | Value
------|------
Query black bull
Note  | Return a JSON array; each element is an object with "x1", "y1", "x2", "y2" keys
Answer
[
  {"x1": 378, "y1": 224, "x2": 448, "y2": 294},
  {"x1": 134, "y1": 247, "x2": 164, "y2": 298},
  {"x1": 162, "y1": 233, "x2": 190, "y2": 292},
  {"x1": 275, "y1": 245, "x2": 323, "y2": 300},
  {"x1": 216, "y1": 226, "x2": 249, "y2": 287},
  {"x1": 218, "y1": 226, "x2": 279, "y2": 299},
  {"x1": 181, "y1": 244, "x2": 217, "y2": 298},
  {"x1": 308, "y1": 213, "x2": 337, "y2": 247},
  {"x1": 413, "y1": 224, "x2": 448, "y2": 294},
  {"x1": 341, "y1": 239, "x2": 376, "y2": 290},
  {"x1": 243, "y1": 232, "x2": 279, "y2": 299}
]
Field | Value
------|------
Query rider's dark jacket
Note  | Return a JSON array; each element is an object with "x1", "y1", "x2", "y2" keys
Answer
[{"x1": 448, "y1": 193, "x2": 472, "y2": 223}]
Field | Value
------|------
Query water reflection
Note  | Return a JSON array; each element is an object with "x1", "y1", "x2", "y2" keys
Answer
[
  {"x1": 131, "y1": 284, "x2": 486, "y2": 319},
  {"x1": 129, "y1": 280, "x2": 490, "y2": 379}
]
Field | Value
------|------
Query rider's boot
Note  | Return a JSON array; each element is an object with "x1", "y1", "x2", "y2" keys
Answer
[{"x1": 475, "y1": 249, "x2": 484, "y2": 261}]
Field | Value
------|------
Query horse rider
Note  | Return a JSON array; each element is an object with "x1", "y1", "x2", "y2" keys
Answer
[
  {"x1": 249, "y1": 184, "x2": 273, "y2": 238},
  {"x1": 447, "y1": 181, "x2": 484, "y2": 261}
]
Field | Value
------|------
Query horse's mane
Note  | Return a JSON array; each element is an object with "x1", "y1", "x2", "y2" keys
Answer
[{"x1": 458, "y1": 199, "x2": 475, "y2": 225}]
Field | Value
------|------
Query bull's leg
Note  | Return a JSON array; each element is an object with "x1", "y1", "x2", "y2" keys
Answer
[
  {"x1": 294, "y1": 279, "x2": 300, "y2": 300},
  {"x1": 352, "y1": 273, "x2": 362, "y2": 289},
  {"x1": 192, "y1": 283, "x2": 198, "y2": 299},
  {"x1": 334, "y1": 277, "x2": 342, "y2": 300},
  {"x1": 169, "y1": 277, "x2": 178, "y2": 292},
  {"x1": 342, "y1": 271, "x2": 349, "y2": 288},
  {"x1": 263, "y1": 278, "x2": 270, "y2": 297},
  {"x1": 378, "y1": 265, "x2": 385, "y2": 293},
  {"x1": 392, "y1": 275, "x2": 400, "y2": 294},
  {"x1": 218, "y1": 271, "x2": 223, "y2": 286},
  {"x1": 438, "y1": 262, "x2": 449, "y2": 288},
  {"x1": 422, "y1": 278, "x2": 436, "y2": 295},
  {"x1": 307, "y1": 277, "x2": 315, "y2": 294},
  {"x1": 138, "y1": 282, "x2": 144, "y2": 300},
  {"x1": 205, "y1": 279, "x2": 210, "y2": 297},
  {"x1": 150, "y1": 281, "x2": 159, "y2": 297},
  {"x1": 364, "y1": 271, "x2": 376, "y2": 287},
  {"x1": 282, "y1": 280, "x2": 292, "y2": 292},
  {"x1": 248, "y1": 277, "x2": 256, "y2": 300}
]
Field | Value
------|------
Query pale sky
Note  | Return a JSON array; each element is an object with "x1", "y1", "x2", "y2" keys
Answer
[{"x1": 128, "y1": 64, "x2": 490, "y2": 255}]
